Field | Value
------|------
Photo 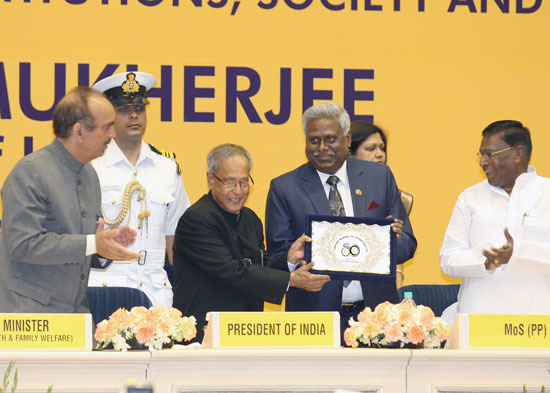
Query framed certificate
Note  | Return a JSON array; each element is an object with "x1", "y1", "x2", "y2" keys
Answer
[{"x1": 304, "y1": 215, "x2": 396, "y2": 282}]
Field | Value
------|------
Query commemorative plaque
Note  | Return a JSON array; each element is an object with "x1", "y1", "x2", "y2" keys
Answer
[{"x1": 305, "y1": 215, "x2": 396, "y2": 282}]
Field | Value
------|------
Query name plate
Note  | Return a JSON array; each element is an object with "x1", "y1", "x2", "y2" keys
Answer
[
  {"x1": 447, "y1": 313, "x2": 550, "y2": 349},
  {"x1": 0, "y1": 313, "x2": 93, "y2": 350},
  {"x1": 202, "y1": 312, "x2": 340, "y2": 348}
]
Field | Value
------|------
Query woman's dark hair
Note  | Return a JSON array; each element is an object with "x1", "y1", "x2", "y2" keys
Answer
[{"x1": 349, "y1": 120, "x2": 388, "y2": 156}]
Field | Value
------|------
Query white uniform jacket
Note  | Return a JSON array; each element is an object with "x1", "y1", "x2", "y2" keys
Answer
[{"x1": 89, "y1": 140, "x2": 190, "y2": 306}]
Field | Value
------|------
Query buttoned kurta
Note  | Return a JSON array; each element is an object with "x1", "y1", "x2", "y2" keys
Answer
[
  {"x1": 441, "y1": 168, "x2": 550, "y2": 314},
  {"x1": 0, "y1": 139, "x2": 101, "y2": 312}
]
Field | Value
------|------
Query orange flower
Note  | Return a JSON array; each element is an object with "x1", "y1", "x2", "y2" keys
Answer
[
  {"x1": 397, "y1": 307, "x2": 414, "y2": 326},
  {"x1": 373, "y1": 302, "x2": 392, "y2": 324},
  {"x1": 383, "y1": 323, "x2": 404, "y2": 343},
  {"x1": 362, "y1": 320, "x2": 381, "y2": 339},
  {"x1": 344, "y1": 328, "x2": 359, "y2": 348},
  {"x1": 95, "y1": 306, "x2": 197, "y2": 351},
  {"x1": 357, "y1": 307, "x2": 372, "y2": 322},
  {"x1": 406, "y1": 323, "x2": 426, "y2": 345},
  {"x1": 419, "y1": 307, "x2": 435, "y2": 330},
  {"x1": 94, "y1": 320, "x2": 108, "y2": 342},
  {"x1": 433, "y1": 318, "x2": 450, "y2": 341},
  {"x1": 135, "y1": 325, "x2": 156, "y2": 344}
]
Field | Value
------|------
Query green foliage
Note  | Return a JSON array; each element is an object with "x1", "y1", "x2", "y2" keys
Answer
[
  {"x1": 524, "y1": 384, "x2": 546, "y2": 393},
  {"x1": 1, "y1": 362, "x2": 52, "y2": 393}
]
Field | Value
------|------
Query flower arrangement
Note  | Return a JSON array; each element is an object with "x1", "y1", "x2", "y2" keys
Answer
[
  {"x1": 344, "y1": 301, "x2": 450, "y2": 348},
  {"x1": 94, "y1": 306, "x2": 197, "y2": 351}
]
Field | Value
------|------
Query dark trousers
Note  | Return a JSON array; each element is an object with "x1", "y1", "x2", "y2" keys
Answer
[{"x1": 339, "y1": 301, "x2": 364, "y2": 346}]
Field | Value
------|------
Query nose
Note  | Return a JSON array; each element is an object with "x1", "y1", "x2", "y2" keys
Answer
[{"x1": 479, "y1": 154, "x2": 488, "y2": 166}]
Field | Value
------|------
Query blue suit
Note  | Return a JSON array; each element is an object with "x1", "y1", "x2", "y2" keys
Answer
[{"x1": 265, "y1": 158, "x2": 417, "y2": 311}]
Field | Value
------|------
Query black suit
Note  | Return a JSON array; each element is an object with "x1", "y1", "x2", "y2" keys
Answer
[{"x1": 173, "y1": 192, "x2": 290, "y2": 342}]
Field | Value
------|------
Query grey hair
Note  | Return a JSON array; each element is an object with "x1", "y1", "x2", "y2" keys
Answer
[
  {"x1": 302, "y1": 102, "x2": 351, "y2": 136},
  {"x1": 207, "y1": 143, "x2": 253, "y2": 174}
]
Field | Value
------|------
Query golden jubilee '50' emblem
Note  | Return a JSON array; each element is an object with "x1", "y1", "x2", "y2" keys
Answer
[{"x1": 341, "y1": 243, "x2": 360, "y2": 257}]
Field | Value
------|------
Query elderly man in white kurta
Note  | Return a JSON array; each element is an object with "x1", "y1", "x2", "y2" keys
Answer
[
  {"x1": 441, "y1": 120, "x2": 550, "y2": 315},
  {"x1": 89, "y1": 72, "x2": 190, "y2": 307}
]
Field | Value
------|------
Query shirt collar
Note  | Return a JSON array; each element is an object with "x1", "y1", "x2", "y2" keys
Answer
[
  {"x1": 486, "y1": 166, "x2": 537, "y2": 194},
  {"x1": 316, "y1": 161, "x2": 349, "y2": 187},
  {"x1": 515, "y1": 166, "x2": 537, "y2": 184},
  {"x1": 102, "y1": 140, "x2": 155, "y2": 168}
]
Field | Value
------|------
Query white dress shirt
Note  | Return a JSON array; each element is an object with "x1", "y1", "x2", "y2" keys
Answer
[
  {"x1": 440, "y1": 167, "x2": 550, "y2": 314},
  {"x1": 89, "y1": 140, "x2": 191, "y2": 307}
]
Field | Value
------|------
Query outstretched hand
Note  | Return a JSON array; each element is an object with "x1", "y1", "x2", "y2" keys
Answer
[
  {"x1": 289, "y1": 261, "x2": 330, "y2": 292},
  {"x1": 95, "y1": 218, "x2": 141, "y2": 261}
]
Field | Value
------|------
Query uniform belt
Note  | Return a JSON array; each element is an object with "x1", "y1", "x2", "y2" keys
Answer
[
  {"x1": 340, "y1": 300, "x2": 365, "y2": 312},
  {"x1": 113, "y1": 249, "x2": 165, "y2": 265}
]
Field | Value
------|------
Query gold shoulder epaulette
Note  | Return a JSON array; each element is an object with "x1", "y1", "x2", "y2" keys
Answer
[{"x1": 148, "y1": 143, "x2": 181, "y2": 175}]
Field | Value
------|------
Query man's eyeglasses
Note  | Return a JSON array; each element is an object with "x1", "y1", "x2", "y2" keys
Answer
[
  {"x1": 210, "y1": 172, "x2": 254, "y2": 190},
  {"x1": 476, "y1": 146, "x2": 515, "y2": 160}
]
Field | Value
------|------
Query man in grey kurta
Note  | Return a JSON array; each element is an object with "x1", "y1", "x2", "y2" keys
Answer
[{"x1": 0, "y1": 86, "x2": 141, "y2": 313}]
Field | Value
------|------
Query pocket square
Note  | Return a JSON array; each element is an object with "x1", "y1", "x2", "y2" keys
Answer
[{"x1": 366, "y1": 200, "x2": 380, "y2": 211}]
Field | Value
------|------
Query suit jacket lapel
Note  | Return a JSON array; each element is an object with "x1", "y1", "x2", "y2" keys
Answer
[
  {"x1": 300, "y1": 163, "x2": 332, "y2": 216},
  {"x1": 347, "y1": 158, "x2": 367, "y2": 217}
]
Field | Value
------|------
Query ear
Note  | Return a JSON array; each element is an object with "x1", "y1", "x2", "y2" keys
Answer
[
  {"x1": 206, "y1": 171, "x2": 214, "y2": 189},
  {"x1": 514, "y1": 145, "x2": 524, "y2": 163},
  {"x1": 71, "y1": 122, "x2": 83, "y2": 139}
]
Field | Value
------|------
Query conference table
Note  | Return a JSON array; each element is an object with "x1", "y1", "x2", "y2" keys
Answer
[{"x1": 1, "y1": 347, "x2": 548, "y2": 393}]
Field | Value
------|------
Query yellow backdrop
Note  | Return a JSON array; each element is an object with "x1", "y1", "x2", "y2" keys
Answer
[{"x1": 1, "y1": 0, "x2": 549, "y2": 289}]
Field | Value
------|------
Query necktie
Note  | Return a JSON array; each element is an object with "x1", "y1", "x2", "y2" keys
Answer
[
  {"x1": 327, "y1": 175, "x2": 346, "y2": 217},
  {"x1": 327, "y1": 176, "x2": 351, "y2": 287}
]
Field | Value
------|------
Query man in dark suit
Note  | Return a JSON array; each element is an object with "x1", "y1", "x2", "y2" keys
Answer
[
  {"x1": 173, "y1": 144, "x2": 329, "y2": 342},
  {"x1": 265, "y1": 102, "x2": 417, "y2": 335}
]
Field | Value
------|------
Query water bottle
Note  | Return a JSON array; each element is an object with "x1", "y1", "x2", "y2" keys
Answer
[{"x1": 401, "y1": 291, "x2": 416, "y2": 306}]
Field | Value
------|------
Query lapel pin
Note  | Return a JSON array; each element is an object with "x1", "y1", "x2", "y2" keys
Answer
[{"x1": 355, "y1": 189, "x2": 362, "y2": 196}]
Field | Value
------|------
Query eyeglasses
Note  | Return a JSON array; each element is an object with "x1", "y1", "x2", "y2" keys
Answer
[
  {"x1": 476, "y1": 146, "x2": 515, "y2": 160},
  {"x1": 210, "y1": 172, "x2": 254, "y2": 190}
]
